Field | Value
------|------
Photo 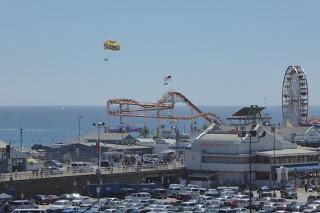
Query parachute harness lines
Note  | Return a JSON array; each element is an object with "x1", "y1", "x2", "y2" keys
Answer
[{"x1": 103, "y1": 39, "x2": 120, "y2": 61}]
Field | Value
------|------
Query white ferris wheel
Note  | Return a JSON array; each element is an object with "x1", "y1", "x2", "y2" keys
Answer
[{"x1": 282, "y1": 65, "x2": 308, "y2": 126}]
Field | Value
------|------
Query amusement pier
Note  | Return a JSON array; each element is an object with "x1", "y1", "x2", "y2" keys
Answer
[{"x1": 1, "y1": 65, "x2": 320, "y2": 212}]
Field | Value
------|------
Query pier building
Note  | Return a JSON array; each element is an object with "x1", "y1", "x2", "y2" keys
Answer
[{"x1": 185, "y1": 124, "x2": 319, "y2": 187}]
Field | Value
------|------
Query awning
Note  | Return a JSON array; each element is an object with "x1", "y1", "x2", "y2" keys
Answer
[
  {"x1": 287, "y1": 165, "x2": 320, "y2": 172},
  {"x1": 272, "y1": 163, "x2": 320, "y2": 172}
]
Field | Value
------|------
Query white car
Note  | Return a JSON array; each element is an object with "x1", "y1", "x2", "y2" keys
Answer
[
  {"x1": 263, "y1": 202, "x2": 278, "y2": 211},
  {"x1": 181, "y1": 201, "x2": 197, "y2": 211},
  {"x1": 187, "y1": 184, "x2": 198, "y2": 188},
  {"x1": 53, "y1": 199, "x2": 70, "y2": 207},
  {"x1": 71, "y1": 162, "x2": 91, "y2": 173},
  {"x1": 125, "y1": 192, "x2": 151, "y2": 201},
  {"x1": 168, "y1": 186, "x2": 183, "y2": 197},
  {"x1": 185, "y1": 187, "x2": 200, "y2": 196},
  {"x1": 198, "y1": 195, "x2": 214, "y2": 204}
]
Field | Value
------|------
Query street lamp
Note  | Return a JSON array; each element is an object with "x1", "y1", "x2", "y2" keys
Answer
[
  {"x1": 78, "y1": 115, "x2": 83, "y2": 142},
  {"x1": 271, "y1": 124, "x2": 276, "y2": 197},
  {"x1": 19, "y1": 128, "x2": 23, "y2": 151},
  {"x1": 241, "y1": 126, "x2": 258, "y2": 213},
  {"x1": 93, "y1": 121, "x2": 105, "y2": 174}
]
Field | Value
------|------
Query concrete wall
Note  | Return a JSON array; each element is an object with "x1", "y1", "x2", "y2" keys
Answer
[{"x1": 0, "y1": 169, "x2": 184, "y2": 198}]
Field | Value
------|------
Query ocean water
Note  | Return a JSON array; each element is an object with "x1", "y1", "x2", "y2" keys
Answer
[{"x1": 0, "y1": 106, "x2": 319, "y2": 147}]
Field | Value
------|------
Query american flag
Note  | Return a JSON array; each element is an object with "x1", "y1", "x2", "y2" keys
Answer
[{"x1": 164, "y1": 75, "x2": 172, "y2": 81}]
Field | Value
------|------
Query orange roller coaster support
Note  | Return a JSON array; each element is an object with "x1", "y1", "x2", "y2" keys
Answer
[{"x1": 107, "y1": 91, "x2": 224, "y2": 125}]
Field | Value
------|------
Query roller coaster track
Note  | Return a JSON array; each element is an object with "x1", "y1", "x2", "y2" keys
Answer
[
  {"x1": 107, "y1": 91, "x2": 224, "y2": 125},
  {"x1": 158, "y1": 91, "x2": 224, "y2": 125}
]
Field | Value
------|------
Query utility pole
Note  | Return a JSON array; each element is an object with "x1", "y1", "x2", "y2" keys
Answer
[
  {"x1": 271, "y1": 124, "x2": 276, "y2": 197},
  {"x1": 249, "y1": 134, "x2": 252, "y2": 213},
  {"x1": 19, "y1": 129, "x2": 23, "y2": 151}
]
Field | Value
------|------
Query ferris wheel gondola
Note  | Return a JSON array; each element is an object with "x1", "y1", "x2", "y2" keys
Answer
[{"x1": 282, "y1": 65, "x2": 308, "y2": 126}]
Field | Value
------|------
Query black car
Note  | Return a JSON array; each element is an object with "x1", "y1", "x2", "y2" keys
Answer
[
  {"x1": 100, "y1": 160, "x2": 111, "y2": 168},
  {"x1": 258, "y1": 186, "x2": 270, "y2": 194},
  {"x1": 150, "y1": 188, "x2": 167, "y2": 199},
  {"x1": 251, "y1": 201, "x2": 263, "y2": 210},
  {"x1": 307, "y1": 195, "x2": 320, "y2": 203},
  {"x1": 287, "y1": 202, "x2": 307, "y2": 212},
  {"x1": 115, "y1": 188, "x2": 135, "y2": 199},
  {"x1": 32, "y1": 195, "x2": 49, "y2": 204},
  {"x1": 280, "y1": 188, "x2": 297, "y2": 199}
]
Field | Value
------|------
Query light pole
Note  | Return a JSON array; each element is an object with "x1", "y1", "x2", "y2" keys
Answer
[
  {"x1": 241, "y1": 127, "x2": 257, "y2": 213},
  {"x1": 78, "y1": 115, "x2": 83, "y2": 142},
  {"x1": 93, "y1": 122, "x2": 105, "y2": 174},
  {"x1": 271, "y1": 124, "x2": 276, "y2": 197},
  {"x1": 19, "y1": 128, "x2": 23, "y2": 151}
]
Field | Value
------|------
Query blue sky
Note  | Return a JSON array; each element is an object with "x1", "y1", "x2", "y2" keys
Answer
[{"x1": 0, "y1": 0, "x2": 319, "y2": 106}]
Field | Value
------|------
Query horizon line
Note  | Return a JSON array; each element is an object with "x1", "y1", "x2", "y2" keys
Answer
[{"x1": 1, "y1": 104, "x2": 320, "y2": 107}]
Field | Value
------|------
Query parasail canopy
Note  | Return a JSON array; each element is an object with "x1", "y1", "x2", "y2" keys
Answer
[{"x1": 104, "y1": 39, "x2": 120, "y2": 51}]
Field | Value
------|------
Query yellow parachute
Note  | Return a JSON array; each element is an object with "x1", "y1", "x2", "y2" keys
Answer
[{"x1": 104, "y1": 39, "x2": 120, "y2": 51}]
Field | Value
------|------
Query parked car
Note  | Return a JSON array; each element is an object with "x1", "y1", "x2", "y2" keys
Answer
[
  {"x1": 32, "y1": 195, "x2": 49, "y2": 205},
  {"x1": 197, "y1": 195, "x2": 215, "y2": 205},
  {"x1": 303, "y1": 203, "x2": 320, "y2": 213},
  {"x1": 258, "y1": 186, "x2": 271, "y2": 194},
  {"x1": 175, "y1": 193, "x2": 193, "y2": 201},
  {"x1": 181, "y1": 201, "x2": 197, "y2": 211},
  {"x1": 150, "y1": 188, "x2": 167, "y2": 199},
  {"x1": 271, "y1": 198, "x2": 286, "y2": 205},
  {"x1": 168, "y1": 185, "x2": 183, "y2": 197},
  {"x1": 44, "y1": 160, "x2": 63, "y2": 168},
  {"x1": 47, "y1": 195, "x2": 60, "y2": 204},
  {"x1": 52, "y1": 199, "x2": 70, "y2": 207},
  {"x1": 115, "y1": 188, "x2": 135, "y2": 199},
  {"x1": 71, "y1": 162, "x2": 91, "y2": 173},
  {"x1": 251, "y1": 200, "x2": 264, "y2": 210},
  {"x1": 307, "y1": 195, "x2": 320, "y2": 203},
  {"x1": 280, "y1": 188, "x2": 297, "y2": 199},
  {"x1": 287, "y1": 202, "x2": 307, "y2": 212},
  {"x1": 100, "y1": 160, "x2": 111, "y2": 168},
  {"x1": 126, "y1": 192, "x2": 151, "y2": 201},
  {"x1": 12, "y1": 210, "x2": 45, "y2": 213},
  {"x1": 59, "y1": 194, "x2": 74, "y2": 200},
  {"x1": 9, "y1": 200, "x2": 38, "y2": 212},
  {"x1": 217, "y1": 208, "x2": 237, "y2": 213},
  {"x1": 199, "y1": 188, "x2": 206, "y2": 195},
  {"x1": 49, "y1": 167, "x2": 64, "y2": 175},
  {"x1": 262, "y1": 202, "x2": 278, "y2": 212},
  {"x1": 260, "y1": 191, "x2": 273, "y2": 198}
]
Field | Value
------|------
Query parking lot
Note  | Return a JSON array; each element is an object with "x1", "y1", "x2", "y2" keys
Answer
[{"x1": 4, "y1": 184, "x2": 320, "y2": 212}]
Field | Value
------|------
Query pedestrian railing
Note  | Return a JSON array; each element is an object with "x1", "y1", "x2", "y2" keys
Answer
[{"x1": 0, "y1": 161, "x2": 184, "y2": 182}]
